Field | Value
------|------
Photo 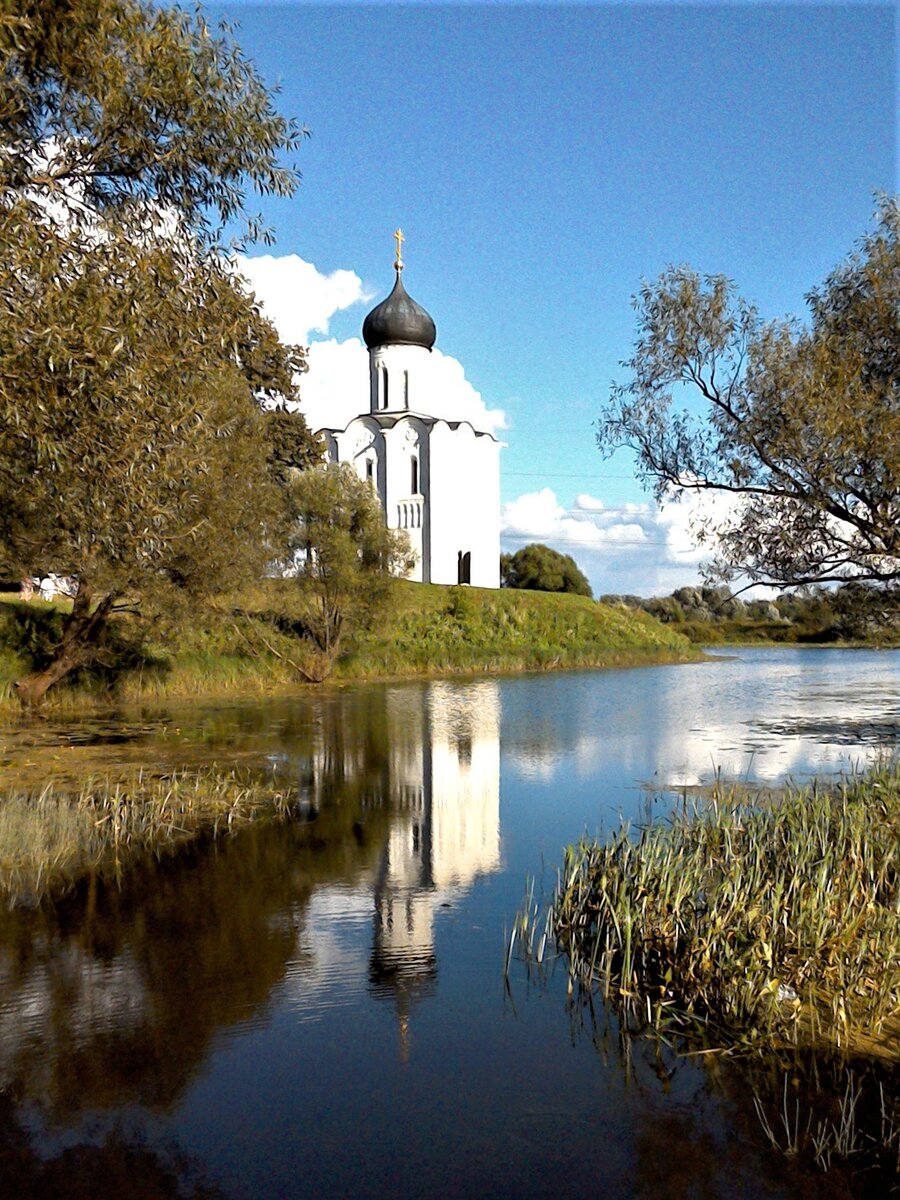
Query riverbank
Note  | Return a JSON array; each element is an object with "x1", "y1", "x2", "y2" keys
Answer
[
  {"x1": 520, "y1": 766, "x2": 900, "y2": 1062},
  {"x1": 0, "y1": 581, "x2": 698, "y2": 712}
]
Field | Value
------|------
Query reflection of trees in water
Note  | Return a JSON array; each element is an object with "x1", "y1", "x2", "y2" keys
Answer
[
  {"x1": 0, "y1": 1090, "x2": 223, "y2": 1200},
  {"x1": 0, "y1": 746, "x2": 393, "y2": 1121},
  {"x1": 0, "y1": 680, "x2": 502, "y2": 1121}
]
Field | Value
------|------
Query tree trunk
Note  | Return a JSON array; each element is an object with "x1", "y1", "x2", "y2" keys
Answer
[{"x1": 14, "y1": 586, "x2": 115, "y2": 708}]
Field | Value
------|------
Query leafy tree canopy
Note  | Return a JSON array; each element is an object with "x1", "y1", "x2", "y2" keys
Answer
[
  {"x1": 264, "y1": 404, "x2": 322, "y2": 484},
  {"x1": 1, "y1": 0, "x2": 305, "y2": 244},
  {"x1": 287, "y1": 464, "x2": 414, "y2": 678},
  {"x1": 501, "y1": 544, "x2": 593, "y2": 597},
  {"x1": 597, "y1": 197, "x2": 900, "y2": 590},
  {"x1": 0, "y1": 0, "x2": 316, "y2": 703}
]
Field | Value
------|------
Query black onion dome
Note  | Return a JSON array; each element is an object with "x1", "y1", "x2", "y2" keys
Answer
[{"x1": 362, "y1": 272, "x2": 436, "y2": 350}]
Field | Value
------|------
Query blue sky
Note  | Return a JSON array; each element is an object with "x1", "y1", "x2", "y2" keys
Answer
[{"x1": 209, "y1": 2, "x2": 895, "y2": 594}]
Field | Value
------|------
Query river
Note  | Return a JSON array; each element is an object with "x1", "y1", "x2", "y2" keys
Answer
[{"x1": 2, "y1": 646, "x2": 899, "y2": 1198}]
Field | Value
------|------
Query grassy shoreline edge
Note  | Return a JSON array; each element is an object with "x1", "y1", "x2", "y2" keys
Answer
[{"x1": 0, "y1": 580, "x2": 701, "y2": 714}]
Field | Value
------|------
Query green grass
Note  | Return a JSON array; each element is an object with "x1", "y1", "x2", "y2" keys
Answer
[
  {"x1": 0, "y1": 580, "x2": 698, "y2": 712},
  {"x1": 514, "y1": 767, "x2": 900, "y2": 1061},
  {"x1": 336, "y1": 581, "x2": 697, "y2": 679}
]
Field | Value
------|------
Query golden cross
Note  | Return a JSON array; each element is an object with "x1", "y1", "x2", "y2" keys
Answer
[{"x1": 393, "y1": 227, "x2": 405, "y2": 271}]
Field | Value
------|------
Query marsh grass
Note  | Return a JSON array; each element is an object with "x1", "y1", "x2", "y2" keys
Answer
[
  {"x1": 751, "y1": 1070, "x2": 900, "y2": 1183},
  {"x1": 0, "y1": 770, "x2": 295, "y2": 904},
  {"x1": 514, "y1": 767, "x2": 900, "y2": 1060}
]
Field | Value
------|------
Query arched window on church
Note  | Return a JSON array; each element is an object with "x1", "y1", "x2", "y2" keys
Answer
[
  {"x1": 381, "y1": 366, "x2": 389, "y2": 410},
  {"x1": 366, "y1": 459, "x2": 374, "y2": 484},
  {"x1": 404, "y1": 370, "x2": 410, "y2": 408},
  {"x1": 457, "y1": 550, "x2": 471, "y2": 585},
  {"x1": 410, "y1": 455, "x2": 418, "y2": 495}
]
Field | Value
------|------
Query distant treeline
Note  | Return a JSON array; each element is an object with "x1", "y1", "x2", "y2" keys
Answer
[{"x1": 598, "y1": 583, "x2": 900, "y2": 644}]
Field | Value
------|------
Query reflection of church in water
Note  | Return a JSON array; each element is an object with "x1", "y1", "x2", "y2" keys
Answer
[
  {"x1": 368, "y1": 682, "x2": 500, "y2": 1025},
  {"x1": 302, "y1": 680, "x2": 501, "y2": 1051}
]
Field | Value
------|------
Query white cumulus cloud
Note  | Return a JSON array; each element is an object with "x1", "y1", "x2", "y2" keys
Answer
[
  {"x1": 501, "y1": 487, "x2": 747, "y2": 596},
  {"x1": 301, "y1": 337, "x2": 369, "y2": 433},
  {"x1": 421, "y1": 347, "x2": 509, "y2": 437},
  {"x1": 237, "y1": 253, "x2": 369, "y2": 346},
  {"x1": 236, "y1": 252, "x2": 508, "y2": 438}
]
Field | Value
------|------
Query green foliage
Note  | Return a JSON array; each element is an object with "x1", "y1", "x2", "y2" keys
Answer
[
  {"x1": 501, "y1": 543, "x2": 592, "y2": 597},
  {"x1": 286, "y1": 465, "x2": 415, "y2": 673},
  {"x1": 264, "y1": 404, "x2": 323, "y2": 482},
  {"x1": 0, "y1": 0, "x2": 305, "y2": 245},
  {"x1": 1, "y1": 205, "x2": 285, "y2": 593},
  {"x1": 598, "y1": 197, "x2": 900, "y2": 589},
  {"x1": 0, "y1": 0, "x2": 313, "y2": 702},
  {"x1": 0, "y1": 595, "x2": 160, "y2": 690},
  {"x1": 601, "y1": 581, "x2": 900, "y2": 646}
]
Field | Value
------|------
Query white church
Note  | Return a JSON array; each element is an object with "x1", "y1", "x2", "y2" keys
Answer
[{"x1": 316, "y1": 233, "x2": 501, "y2": 588}]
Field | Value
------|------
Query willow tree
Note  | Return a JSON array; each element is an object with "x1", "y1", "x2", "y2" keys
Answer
[
  {"x1": 597, "y1": 198, "x2": 900, "y2": 590},
  {"x1": 0, "y1": 0, "x2": 317, "y2": 703}
]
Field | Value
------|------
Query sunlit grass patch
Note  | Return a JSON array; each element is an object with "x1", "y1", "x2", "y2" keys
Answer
[{"x1": 337, "y1": 582, "x2": 699, "y2": 679}]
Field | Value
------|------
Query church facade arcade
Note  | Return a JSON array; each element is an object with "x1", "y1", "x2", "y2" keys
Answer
[{"x1": 316, "y1": 233, "x2": 500, "y2": 588}]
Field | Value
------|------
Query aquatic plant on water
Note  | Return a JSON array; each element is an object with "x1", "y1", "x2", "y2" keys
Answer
[
  {"x1": 512, "y1": 766, "x2": 900, "y2": 1059},
  {"x1": 0, "y1": 769, "x2": 296, "y2": 905}
]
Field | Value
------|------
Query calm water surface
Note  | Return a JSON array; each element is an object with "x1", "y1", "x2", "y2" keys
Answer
[{"x1": 2, "y1": 647, "x2": 900, "y2": 1199}]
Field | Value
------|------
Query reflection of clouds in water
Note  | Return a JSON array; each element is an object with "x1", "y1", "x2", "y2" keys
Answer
[
  {"x1": 512, "y1": 751, "x2": 562, "y2": 782},
  {"x1": 282, "y1": 886, "x2": 373, "y2": 1021},
  {"x1": 0, "y1": 945, "x2": 148, "y2": 1096},
  {"x1": 502, "y1": 650, "x2": 900, "y2": 789}
]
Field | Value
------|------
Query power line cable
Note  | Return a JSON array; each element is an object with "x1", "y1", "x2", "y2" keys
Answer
[
  {"x1": 505, "y1": 471, "x2": 641, "y2": 480},
  {"x1": 500, "y1": 533, "x2": 692, "y2": 548}
]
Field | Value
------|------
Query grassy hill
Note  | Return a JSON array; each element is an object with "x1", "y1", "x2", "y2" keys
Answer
[
  {"x1": 336, "y1": 581, "x2": 697, "y2": 678},
  {"x1": 0, "y1": 581, "x2": 698, "y2": 710}
]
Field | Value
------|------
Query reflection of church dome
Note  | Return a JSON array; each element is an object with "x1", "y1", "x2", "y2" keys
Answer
[{"x1": 362, "y1": 271, "x2": 436, "y2": 350}]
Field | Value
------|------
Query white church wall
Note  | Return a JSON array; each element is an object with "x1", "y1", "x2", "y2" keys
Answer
[
  {"x1": 428, "y1": 422, "x2": 500, "y2": 588},
  {"x1": 382, "y1": 418, "x2": 427, "y2": 582},
  {"x1": 471, "y1": 434, "x2": 501, "y2": 588},
  {"x1": 330, "y1": 417, "x2": 388, "y2": 517}
]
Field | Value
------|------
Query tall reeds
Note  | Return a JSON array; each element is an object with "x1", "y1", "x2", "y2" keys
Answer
[
  {"x1": 517, "y1": 767, "x2": 900, "y2": 1058},
  {"x1": 0, "y1": 770, "x2": 295, "y2": 905}
]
